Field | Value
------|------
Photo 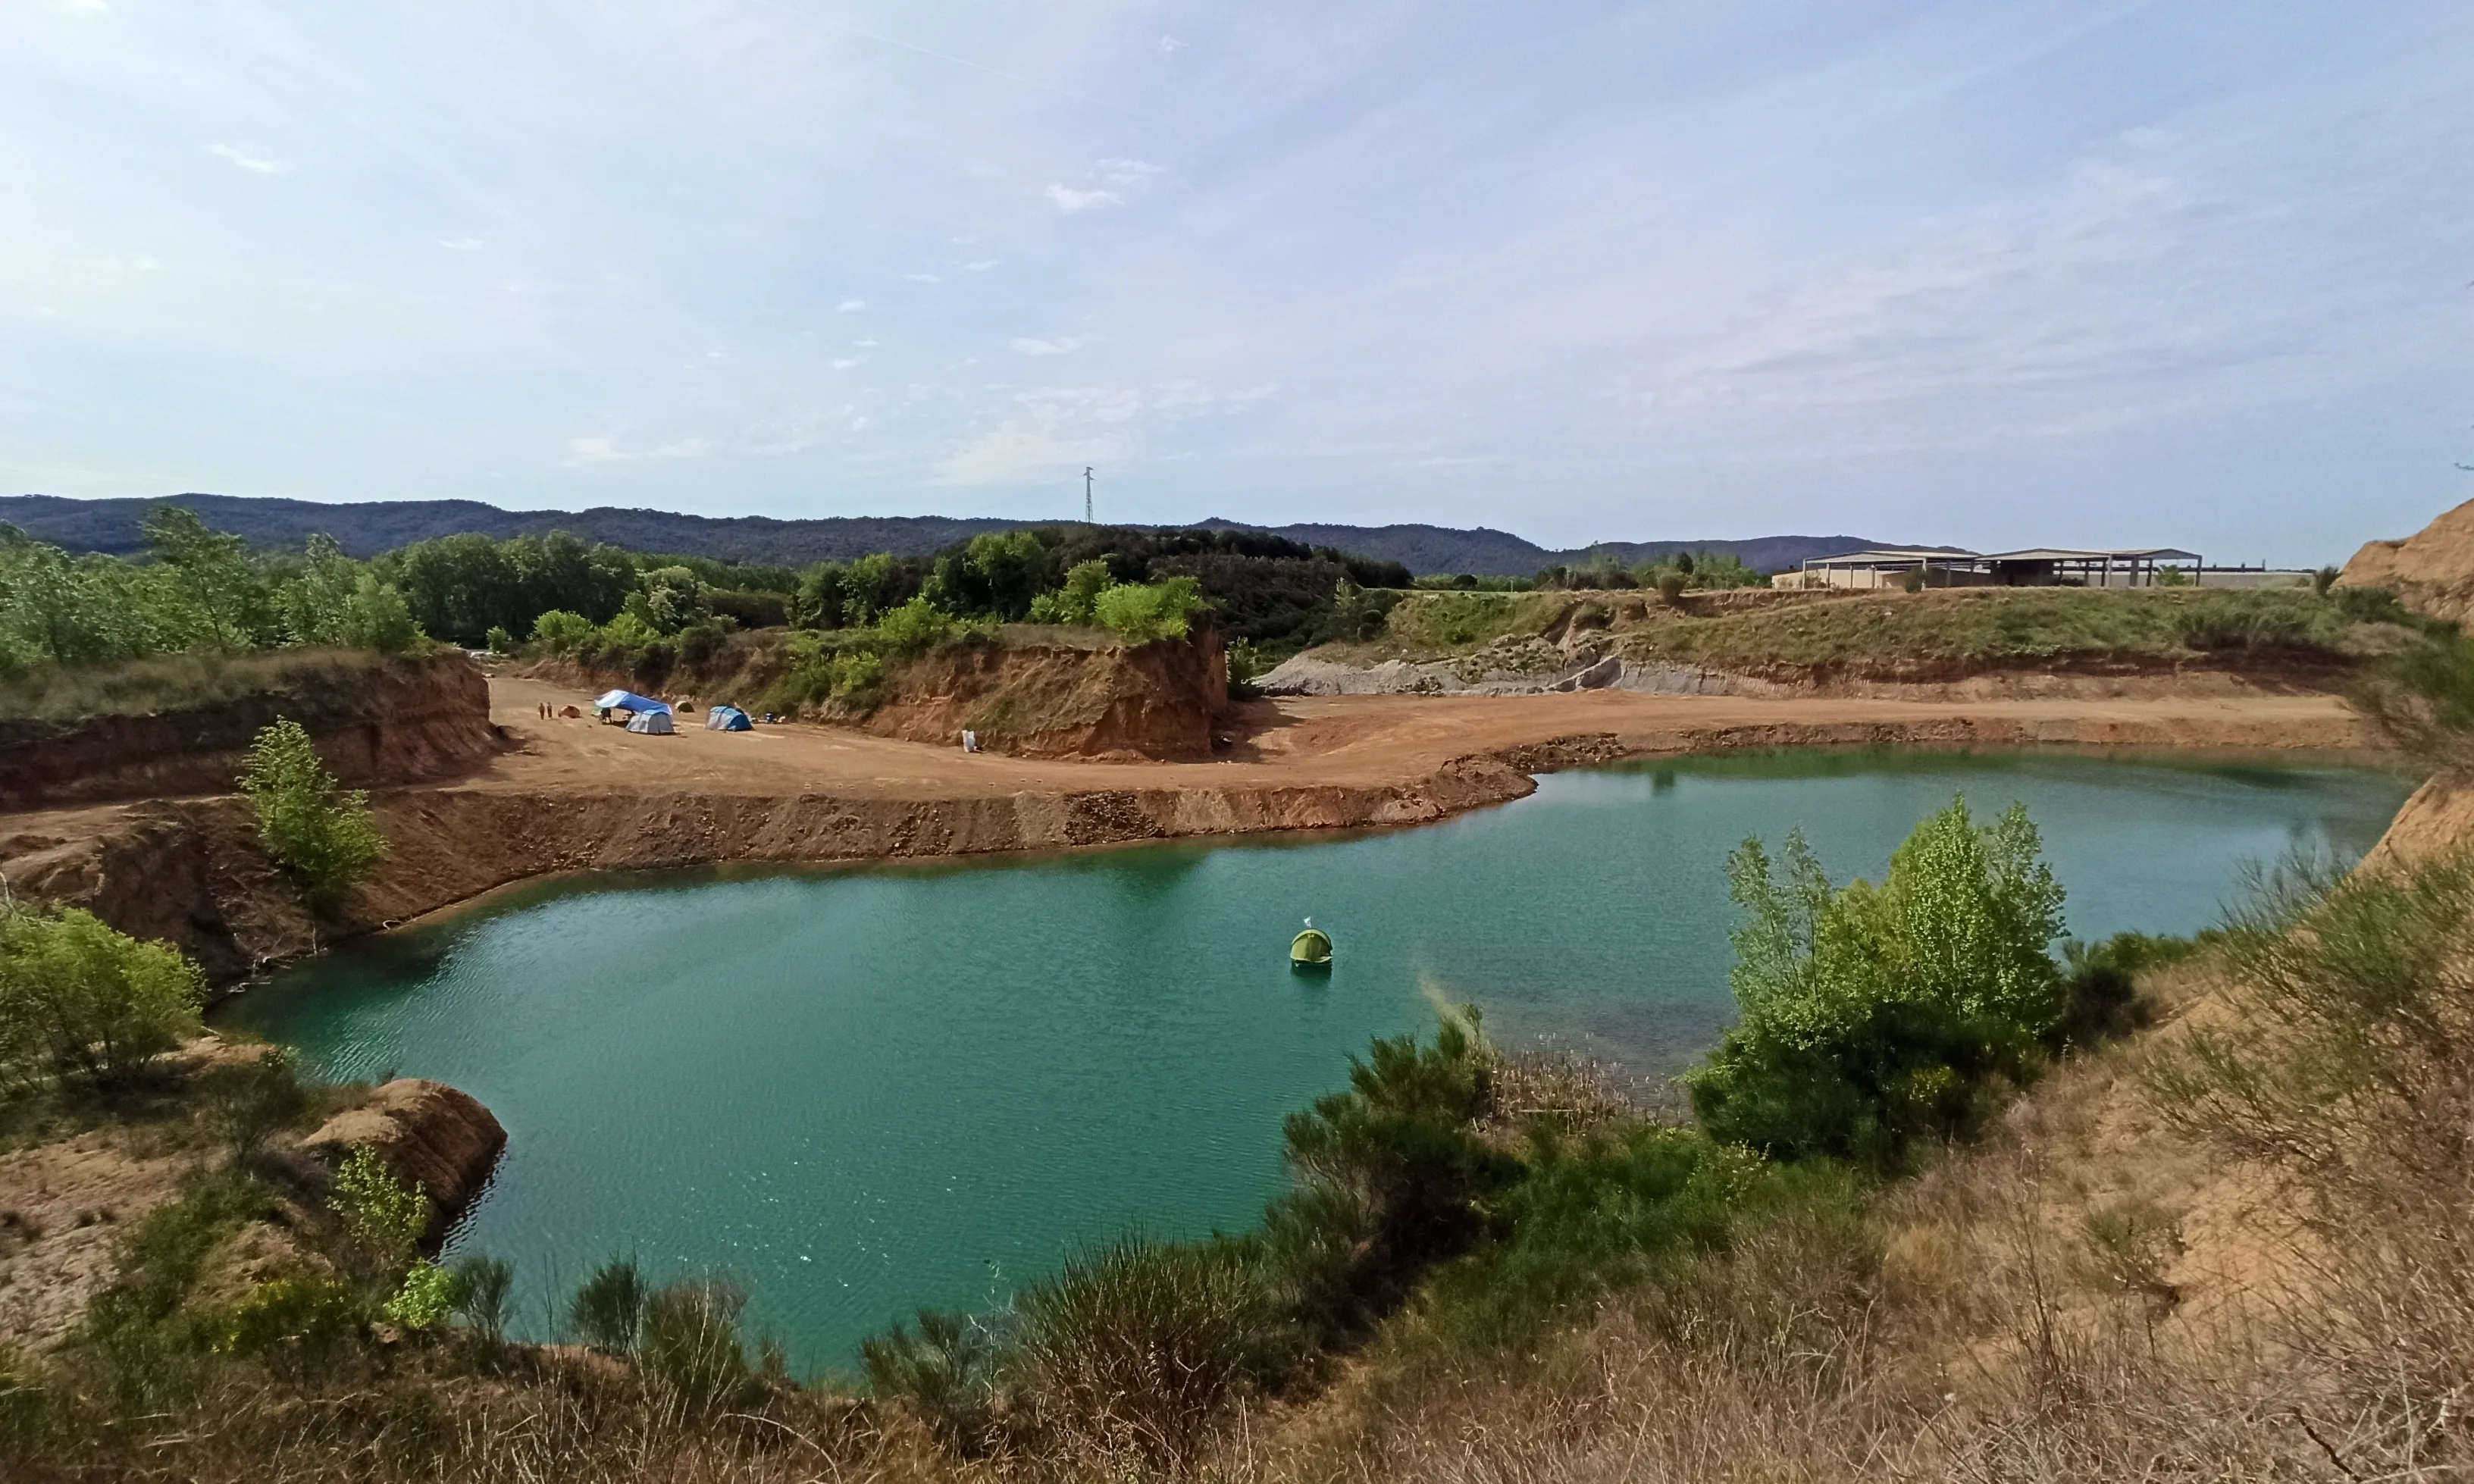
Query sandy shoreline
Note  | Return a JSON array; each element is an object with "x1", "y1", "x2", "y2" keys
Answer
[{"x1": 0, "y1": 676, "x2": 2384, "y2": 987}]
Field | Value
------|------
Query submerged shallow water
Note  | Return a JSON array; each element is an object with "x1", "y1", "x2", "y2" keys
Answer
[{"x1": 221, "y1": 749, "x2": 2410, "y2": 1370}]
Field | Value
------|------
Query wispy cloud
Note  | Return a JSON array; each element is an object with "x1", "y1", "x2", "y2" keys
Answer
[
  {"x1": 961, "y1": 259, "x2": 999, "y2": 272},
  {"x1": 1158, "y1": 36, "x2": 1186, "y2": 55},
  {"x1": 1009, "y1": 336, "x2": 1083, "y2": 355},
  {"x1": 836, "y1": 299, "x2": 866, "y2": 312},
  {"x1": 933, "y1": 386, "x2": 1141, "y2": 485},
  {"x1": 1046, "y1": 184, "x2": 1120, "y2": 213},
  {"x1": 206, "y1": 144, "x2": 286, "y2": 174},
  {"x1": 437, "y1": 236, "x2": 484, "y2": 252},
  {"x1": 901, "y1": 271, "x2": 941, "y2": 283},
  {"x1": 565, "y1": 434, "x2": 713, "y2": 465}
]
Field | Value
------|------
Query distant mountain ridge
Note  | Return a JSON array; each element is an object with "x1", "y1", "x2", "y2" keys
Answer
[{"x1": 0, "y1": 492, "x2": 1913, "y2": 578}]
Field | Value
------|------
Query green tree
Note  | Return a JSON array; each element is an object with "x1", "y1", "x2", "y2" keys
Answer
[
  {"x1": 1690, "y1": 796, "x2": 2066, "y2": 1165},
  {"x1": 0, "y1": 904, "x2": 204, "y2": 1088},
  {"x1": 626, "y1": 566, "x2": 712, "y2": 635},
  {"x1": 238, "y1": 719, "x2": 388, "y2": 908},
  {"x1": 529, "y1": 608, "x2": 597, "y2": 652},
  {"x1": 0, "y1": 527, "x2": 128, "y2": 665},
  {"x1": 1094, "y1": 576, "x2": 1205, "y2": 641},
  {"x1": 793, "y1": 562, "x2": 849, "y2": 630},
  {"x1": 330, "y1": 1143, "x2": 428, "y2": 1275},
  {"x1": 960, "y1": 530, "x2": 1058, "y2": 618},
  {"x1": 1029, "y1": 559, "x2": 1114, "y2": 625},
  {"x1": 142, "y1": 505, "x2": 271, "y2": 651}
]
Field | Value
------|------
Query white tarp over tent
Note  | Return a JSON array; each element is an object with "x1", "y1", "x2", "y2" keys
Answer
[{"x1": 593, "y1": 689, "x2": 672, "y2": 715}]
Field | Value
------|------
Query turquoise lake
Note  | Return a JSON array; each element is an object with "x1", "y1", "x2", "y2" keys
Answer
[{"x1": 218, "y1": 748, "x2": 2412, "y2": 1372}]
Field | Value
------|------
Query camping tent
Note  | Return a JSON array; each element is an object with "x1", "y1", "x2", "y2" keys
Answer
[
  {"x1": 624, "y1": 709, "x2": 675, "y2": 734},
  {"x1": 592, "y1": 689, "x2": 672, "y2": 715},
  {"x1": 704, "y1": 705, "x2": 752, "y2": 732}
]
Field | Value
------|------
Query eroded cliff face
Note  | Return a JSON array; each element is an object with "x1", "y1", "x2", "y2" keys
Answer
[
  {"x1": 2339, "y1": 497, "x2": 2474, "y2": 623},
  {"x1": 301, "y1": 1079, "x2": 507, "y2": 1249},
  {"x1": 0, "y1": 651, "x2": 503, "y2": 812},
  {"x1": 865, "y1": 628, "x2": 1229, "y2": 759}
]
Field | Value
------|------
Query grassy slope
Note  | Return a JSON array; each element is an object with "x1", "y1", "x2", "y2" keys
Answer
[
  {"x1": 9, "y1": 649, "x2": 415, "y2": 725},
  {"x1": 1372, "y1": 587, "x2": 2369, "y2": 680}
]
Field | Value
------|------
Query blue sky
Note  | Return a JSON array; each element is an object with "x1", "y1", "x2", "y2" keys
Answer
[{"x1": 2, "y1": 2, "x2": 2469, "y2": 562}]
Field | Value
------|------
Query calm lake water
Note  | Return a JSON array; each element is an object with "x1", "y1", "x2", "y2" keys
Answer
[{"x1": 219, "y1": 749, "x2": 2410, "y2": 1372}]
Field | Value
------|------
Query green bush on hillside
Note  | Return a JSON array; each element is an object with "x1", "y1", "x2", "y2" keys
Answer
[
  {"x1": 237, "y1": 719, "x2": 388, "y2": 909},
  {"x1": 1092, "y1": 575, "x2": 1205, "y2": 642},
  {"x1": 1010, "y1": 1235, "x2": 1284, "y2": 1465},
  {"x1": 0, "y1": 903, "x2": 203, "y2": 1090},
  {"x1": 327, "y1": 1144, "x2": 427, "y2": 1278},
  {"x1": 1027, "y1": 559, "x2": 1115, "y2": 626},
  {"x1": 1689, "y1": 796, "x2": 2066, "y2": 1166}
]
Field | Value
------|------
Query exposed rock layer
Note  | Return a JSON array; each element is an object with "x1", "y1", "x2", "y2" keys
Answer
[
  {"x1": 2339, "y1": 497, "x2": 2474, "y2": 622},
  {"x1": 2, "y1": 703, "x2": 2368, "y2": 992},
  {"x1": 865, "y1": 628, "x2": 1229, "y2": 759},
  {"x1": 301, "y1": 1079, "x2": 507, "y2": 1249},
  {"x1": 0, "y1": 652, "x2": 503, "y2": 812}
]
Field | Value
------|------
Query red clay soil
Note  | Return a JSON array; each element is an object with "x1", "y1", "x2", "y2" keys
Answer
[
  {"x1": 0, "y1": 675, "x2": 2374, "y2": 988},
  {"x1": 0, "y1": 651, "x2": 502, "y2": 812},
  {"x1": 860, "y1": 628, "x2": 1229, "y2": 759}
]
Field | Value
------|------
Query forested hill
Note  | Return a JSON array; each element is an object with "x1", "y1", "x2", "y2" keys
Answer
[{"x1": 0, "y1": 492, "x2": 1904, "y2": 577}]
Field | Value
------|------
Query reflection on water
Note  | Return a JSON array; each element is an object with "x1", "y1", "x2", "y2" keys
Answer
[{"x1": 220, "y1": 749, "x2": 2410, "y2": 1371}]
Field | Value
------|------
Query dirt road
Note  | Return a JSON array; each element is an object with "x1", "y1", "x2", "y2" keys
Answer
[
  {"x1": 0, "y1": 676, "x2": 2376, "y2": 986},
  {"x1": 484, "y1": 675, "x2": 2366, "y2": 801}
]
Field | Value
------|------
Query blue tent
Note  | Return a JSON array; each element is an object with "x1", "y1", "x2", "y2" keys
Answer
[
  {"x1": 704, "y1": 705, "x2": 753, "y2": 732},
  {"x1": 592, "y1": 689, "x2": 672, "y2": 715}
]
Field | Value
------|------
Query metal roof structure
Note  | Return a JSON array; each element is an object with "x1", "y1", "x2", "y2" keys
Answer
[{"x1": 1982, "y1": 547, "x2": 2201, "y2": 564}]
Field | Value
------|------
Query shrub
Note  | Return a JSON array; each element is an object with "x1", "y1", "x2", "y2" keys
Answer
[
  {"x1": 192, "y1": 1047, "x2": 307, "y2": 1164},
  {"x1": 874, "y1": 595, "x2": 955, "y2": 652},
  {"x1": 0, "y1": 904, "x2": 203, "y2": 1088},
  {"x1": 1010, "y1": 1235, "x2": 1283, "y2": 1465},
  {"x1": 481, "y1": 625, "x2": 513, "y2": 654},
  {"x1": 1689, "y1": 797, "x2": 2065, "y2": 1166},
  {"x1": 327, "y1": 1144, "x2": 426, "y2": 1276},
  {"x1": 707, "y1": 587, "x2": 788, "y2": 630},
  {"x1": 863, "y1": 1309, "x2": 1004, "y2": 1454},
  {"x1": 447, "y1": 1254, "x2": 515, "y2": 1342},
  {"x1": 1092, "y1": 576, "x2": 1204, "y2": 642},
  {"x1": 1277, "y1": 1014, "x2": 1520, "y2": 1329},
  {"x1": 640, "y1": 1278, "x2": 763, "y2": 1412},
  {"x1": 2145, "y1": 849, "x2": 2474, "y2": 1422},
  {"x1": 211, "y1": 1274, "x2": 365, "y2": 1356},
  {"x1": 2354, "y1": 628, "x2": 2474, "y2": 765},
  {"x1": 2053, "y1": 931, "x2": 2196, "y2": 1047},
  {"x1": 568, "y1": 1258, "x2": 648, "y2": 1353},
  {"x1": 2172, "y1": 597, "x2": 2318, "y2": 652},
  {"x1": 382, "y1": 1258, "x2": 454, "y2": 1329},
  {"x1": 237, "y1": 718, "x2": 387, "y2": 909},
  {"x1": 1029, "y1": 559, "x2": 1113, "y2": 625}
]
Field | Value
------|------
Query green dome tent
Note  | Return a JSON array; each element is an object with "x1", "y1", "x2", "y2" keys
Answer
[{"x1": 1290, "y1": 923, "x2": 1333, "y2": 972}]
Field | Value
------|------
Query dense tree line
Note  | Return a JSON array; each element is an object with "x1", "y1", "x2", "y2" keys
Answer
[
  {"x1": 1, "y1": 506, "x2": 1416, "y2": 684},
  {"x1": 0, "y1": 508, "x2": 421, "y2": 675}
]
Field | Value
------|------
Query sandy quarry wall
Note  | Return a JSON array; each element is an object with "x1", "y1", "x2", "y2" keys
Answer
[
  {"x1": 2339, "y1": 497, "x2": 2474, "y2": 622},
  {"x1": 0, "y1": 651, "x2": 502, "y2": 812},
  {"x1": 866, "y1": 628, "x2": 1229, "y2": 759}
]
